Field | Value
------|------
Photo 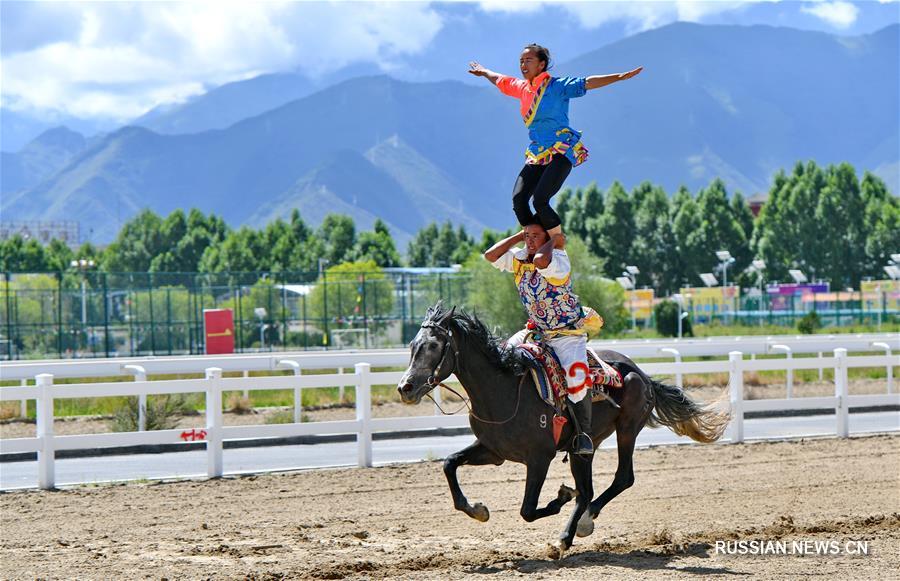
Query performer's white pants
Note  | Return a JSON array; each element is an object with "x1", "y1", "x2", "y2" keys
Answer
[{"x1": 507, "y1": 329, "x2": 590, "y2": 403}]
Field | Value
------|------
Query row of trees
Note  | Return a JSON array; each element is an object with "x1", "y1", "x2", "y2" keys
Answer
[
  {"x1": 1, "y1": 161, "x2": 896, "y2": 292},
  {"x1": 0, "y1": 209, "x2": 401, "y2": 274},
  {"x1": 554, "y1": 161, "x2": 897, "y2": 292}
]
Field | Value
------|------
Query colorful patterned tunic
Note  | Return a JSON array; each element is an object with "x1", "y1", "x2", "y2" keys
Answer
[
  {"x1": 496, "y1": 72, "x2": 589, "y2": 167},
  {"x1": 491, "y1": 247, "x2": 584, "y2": 331}
]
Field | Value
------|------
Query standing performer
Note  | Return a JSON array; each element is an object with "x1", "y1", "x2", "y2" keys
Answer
[
  {"x1": 468, "y1": 44, "x2": 642, "y2": 238},
  {"x1": 484, "y1": 222, "x2": 603, "y2": 455}
]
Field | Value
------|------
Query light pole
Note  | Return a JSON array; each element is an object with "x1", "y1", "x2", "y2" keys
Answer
[
  {"x1": 715, "y1": 250, "x2": 735, "y2": 323},
  {"x1": 624, "y1": 265, "x2": 639, "y2": 330},
  {"x1": 318, "y1": 258, "x2": 330, "y2": 348},
  {"x1": 254, "y1": 307, "x2": 267, "y2": 351},
  {"x1": 672, "y1": 293, "x2": 689, "y2": 338},
  {"x1": 70, "y1": 259, "x2": 96, "y2": 349},
  {"x1": 752, "y1": 259, "x2": 766, "y2": 326}
]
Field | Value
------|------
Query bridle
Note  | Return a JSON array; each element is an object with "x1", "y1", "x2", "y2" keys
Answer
[
  {"x1": 416, "y1": 313, "x2": 526, "y2": 426},
  {"x1": 421, "y1": 318, "x2": 459, "y2": 389}
]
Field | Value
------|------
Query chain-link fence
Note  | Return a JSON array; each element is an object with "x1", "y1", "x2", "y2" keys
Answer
[
  {"x1": 1, "y1": 271, "x2": 897, "y2": 360},
  {"x1": 0, "y1": 270, "x2": 470, "y2": 360}
]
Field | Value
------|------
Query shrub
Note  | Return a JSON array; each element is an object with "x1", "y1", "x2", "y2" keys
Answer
[
  {"x1": 654, "y1": 300, "x2": 693, "y2": 337},
  {"x1": 797, "y1": 311, "x2": 822, "y2": 334},
  {"x1": 110, "y1": 394, "x2": 192, "y2": 432}
]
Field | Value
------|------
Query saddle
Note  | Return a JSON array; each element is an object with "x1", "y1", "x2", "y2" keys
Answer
[{"x1": 517, "y1": 342, "x2": 624, "y2": 410}]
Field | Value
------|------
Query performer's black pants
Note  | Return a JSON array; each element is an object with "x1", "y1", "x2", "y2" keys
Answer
[{"x1": 511, "y1": 154, "x2": 572, "y2": 230}]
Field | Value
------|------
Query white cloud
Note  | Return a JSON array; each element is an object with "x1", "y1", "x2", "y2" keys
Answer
[
  {"x1": 800, "y1": 1, "x2": 860, "y2": 29},
  {"x1": 0, "y1": 2, "x2": 444, "y2": 121},
  {"x1": 480, "y1": 1, "x2": 763, "y2": 33}
]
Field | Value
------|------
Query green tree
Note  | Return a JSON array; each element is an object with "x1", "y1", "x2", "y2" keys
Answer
[
  {"x1": 463, "y1": 253, "x2": 526, "y2": 337},
  {"x1": 671, "y1": 186, "x2": 703, "y2": 288},
  {"x1": 593, "y1": 181, "x2": 634, "y2": 278},
  {"x1": 814, "y1": 163, "x2": 868, "y2": 287},
  {"x1": 44, "y1": 239, "x2": 74, "y2": 272},
  {"x1": 695, "y1": 178, "x2": 750, "y2": 286},
  {"x1": 198, "y1": 227, "x2": 264, "y2": 272},
  {"x1": 0, "y1": 235, "x2": 48, "y2": 271},
  {"x1": 630, "y1": 183, "x2": 671, "y2": 291},
  {"x1": 565, "y1": 237, "x2": 629, "y2": 334},
  {"x1": 102, "y1": 209, "x2": 165, "y2": 272},
  {"x1": 318, "y1": 214, "x2": 357, "y2": 265},
  {"x1": 863, "y1": 176, "x2": 900, "y2": 274},
  {"x1": 307, "y1": 260, "x2": 395, "y2": 326},
  {"x1": 408, "y1": 223, "x2": 438, "y2": 267},
  {"x1": 355, "y1": 219, "x2": 401, "y2": 267}
]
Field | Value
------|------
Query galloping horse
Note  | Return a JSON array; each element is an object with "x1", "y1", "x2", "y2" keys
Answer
[{"x1": 398, "y1": 303, "x2": 730, "y2": 557}]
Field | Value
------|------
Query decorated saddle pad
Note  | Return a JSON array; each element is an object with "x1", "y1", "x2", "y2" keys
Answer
[{"x1": 517, "y1": 343, "x2": 623, "y2": 410}]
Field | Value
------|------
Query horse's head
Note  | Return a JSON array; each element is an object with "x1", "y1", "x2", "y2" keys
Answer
[{"x1": 398, "y1": 306, "x2": 458, "y2": 404}]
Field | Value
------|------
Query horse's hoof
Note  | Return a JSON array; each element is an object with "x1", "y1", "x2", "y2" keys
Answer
[
  {"x1": 470, "y1": 502, "x2": 490, "y2": 522},
  {"x1": 576, "y1": 510, "x2": 595, "y2": 538},
  {"x1": 557, "y1": 484, "x2": 577, "y2": 503},
  {"x1": 547, "y1": 539, "x2": 568, "y2": 560}
]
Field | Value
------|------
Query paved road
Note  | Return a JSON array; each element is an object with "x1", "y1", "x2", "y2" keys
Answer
[{"x1": 1, "y1": 411, "x2": 897, "y2": 490}]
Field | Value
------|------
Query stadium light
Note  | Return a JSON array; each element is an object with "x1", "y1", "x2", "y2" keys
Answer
[
  {"x1": 885, "y1": 265, "x2": 900, "y2": 280},
  {"x1": 788, "y1": 269, "x2": 808, "y2": 284},
  {"x1": 700, "y1": 272, "x2": 719, "y2": 287},
  {"x1": 890, "y1": 253, "x2": 900, "y2": 263},
  {"x1": 625, "y1": 265, "x2": 640, "y2": 275},
  {"x1": 715, "y1": 250, "x2": 736, "y2": 288},
  {"x1": 615, "y1": 276, "x2": 634, "y2": 290}
]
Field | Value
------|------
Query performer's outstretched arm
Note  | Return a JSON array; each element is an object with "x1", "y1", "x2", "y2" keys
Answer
[
  {"x1": 484, "y1": 231, "x2": 524, "y2": 263},
  {"x1": 585, "y1": 67, "x2": 643, "y2": 90},
  {"x1": 468, "y1": 61, "x2": 503, "y2": 85}
]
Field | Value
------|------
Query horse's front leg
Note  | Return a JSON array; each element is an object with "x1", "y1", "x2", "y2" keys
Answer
[
  {"x1": 550, "y1": 452, "x2": 594, "y2": 559},
  {"x1": 519, "y1": 455, "x2": 577, "y2": 522},
  {"x1": 443, "y1": 441, "x2": 503, "y2": 522}
]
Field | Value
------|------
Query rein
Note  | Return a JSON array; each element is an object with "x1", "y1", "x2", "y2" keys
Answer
[
  {"x1": 421, "y1": 317, "x2": 527, "y2": 426},
  {"x1": 427, "y1": 374, "x2": 528, "y2": 426}
]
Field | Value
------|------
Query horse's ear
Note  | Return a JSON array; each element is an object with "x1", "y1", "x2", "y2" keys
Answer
[{"x1": 440, "y1": 306, "x2": 456, "y2": 324}]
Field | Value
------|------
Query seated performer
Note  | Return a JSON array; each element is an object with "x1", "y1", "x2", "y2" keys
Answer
[{"x1": 483, "y1": 221, "x2": 599, "y2": 455}]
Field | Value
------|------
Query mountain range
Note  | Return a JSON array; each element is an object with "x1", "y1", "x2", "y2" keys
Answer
[{"x1": 1, "y1": 22, "x2": 897, "y2": 245}]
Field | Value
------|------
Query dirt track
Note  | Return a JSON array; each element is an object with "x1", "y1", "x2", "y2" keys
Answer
[{"x1": 1, "y1": 434, "x2": 898, "y2": 580}]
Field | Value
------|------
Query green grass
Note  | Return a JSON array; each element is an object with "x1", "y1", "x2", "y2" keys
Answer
[{"x1": 607, "y1": 321, "x2": 899, "y2": 340}]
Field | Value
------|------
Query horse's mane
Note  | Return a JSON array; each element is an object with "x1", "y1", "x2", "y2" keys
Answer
[{"x1": 423, "y1": 303, "x2": 529, "y2": 376}]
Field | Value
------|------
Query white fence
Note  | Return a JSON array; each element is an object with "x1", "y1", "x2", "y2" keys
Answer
[
  {"x1": 1, "y1": 332, "x2": 895, "y2": 381},
  {"x1": 1, "y1": 346, "x2": 897, "y2": 489}
]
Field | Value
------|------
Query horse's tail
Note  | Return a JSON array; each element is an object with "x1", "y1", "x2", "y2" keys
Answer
[{"x1": 646, "y1": 379, "x2": 731, "y2": 443}]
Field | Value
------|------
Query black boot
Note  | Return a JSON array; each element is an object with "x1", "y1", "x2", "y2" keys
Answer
[{"x1": 570, "y1": 397, "x2": 593, "y2": 456}]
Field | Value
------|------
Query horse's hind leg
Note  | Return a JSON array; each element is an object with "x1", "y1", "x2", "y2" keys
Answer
[
  {"x1": 519, "y1": 456, "x2": 577, "y2": 523},
  {"x1": 444, "y1": 441, "x2": 503, "y2": 522},
  {"x1": 577, "y1": 372, "x2": 648, "y2": 537}
]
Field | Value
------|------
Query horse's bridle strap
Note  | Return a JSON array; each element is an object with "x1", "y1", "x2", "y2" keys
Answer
[{"x1": 423, "y1": 322, "x2": 458, "y2": 386}]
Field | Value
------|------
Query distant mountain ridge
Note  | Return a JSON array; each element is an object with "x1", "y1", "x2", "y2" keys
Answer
[{"x1": 1, "y1": 22, "x2": 896, "y2": 243}]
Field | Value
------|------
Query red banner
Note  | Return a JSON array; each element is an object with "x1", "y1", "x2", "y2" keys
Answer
[{"x1": 204, "y1": 309, "x2": 234, "y2": 354}]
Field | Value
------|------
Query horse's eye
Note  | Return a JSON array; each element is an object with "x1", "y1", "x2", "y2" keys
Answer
[{"x1": 428, "y1": 342, "x2": 439, "y2": 350}]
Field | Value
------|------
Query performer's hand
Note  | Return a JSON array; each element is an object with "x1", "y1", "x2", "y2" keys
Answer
[
  {"x1": 619, "y1": 66, "x2": 643, "y2": 81},
  {"x1": 468, "y1": 61, "x2": 488, "y2": 77},
  {"x1": 552, "y1": 233, "x2": 566, "y2": 249}
]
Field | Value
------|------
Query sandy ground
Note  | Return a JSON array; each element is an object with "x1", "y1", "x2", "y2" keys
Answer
[
  {"x1": 0, "y1": 434, "x2": 897, "y2": 580},
  {"x1": 0, "y1": 378, "x2": 889, "y2": 440}
]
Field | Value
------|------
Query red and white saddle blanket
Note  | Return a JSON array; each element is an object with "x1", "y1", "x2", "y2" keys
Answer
[{"x1": 516, "y1": 343, "x2": 624, "y2": 410}]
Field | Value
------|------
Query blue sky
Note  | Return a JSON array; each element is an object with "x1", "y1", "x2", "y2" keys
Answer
[{"x1": 1, "y1": 0, "x2": 898, "y2": 124}]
